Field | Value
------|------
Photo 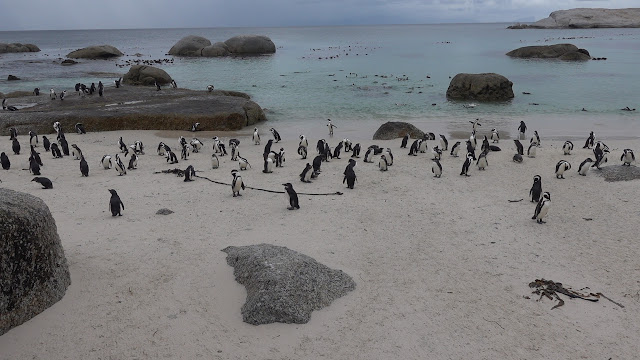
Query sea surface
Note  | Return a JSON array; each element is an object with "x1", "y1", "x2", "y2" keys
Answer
[{"x1": 1, "y1": 24, "x2": 639, "y2": 139}]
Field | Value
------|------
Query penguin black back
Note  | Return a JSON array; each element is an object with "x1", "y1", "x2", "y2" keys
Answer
[
  {"x1": 0, "y1": 152, "x2": 10, "y2": 170},
  {"x1": 530, "y1": 175, "x2": 542, "y2": 202},
  {"x1": 80, "y1": 156, "x2": 89, "y2": 177},
  {"x1": 283, "y1": 183, "x2": 300, "y2": 210},
  {"x1": 32, "y1": 177, "x2": 53, "y2": 189},
  {"x1": 108, "y1": 189, "x2": 124, "y2": 216},
  {"x1": 400, "y1": 135, "x2": 409, "y2": 148}
]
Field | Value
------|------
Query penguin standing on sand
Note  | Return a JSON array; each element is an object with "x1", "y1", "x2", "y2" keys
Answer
[
  {"x1": 71, "y1": 144, "x2": 82, "y2": 160},
  {"x1": 555, "y1": 160, "x2": 571, "y2": 179},
  {"x1": 460, "y1": 153, "x2": 473, "y2": 176},
  {"x1": 312, "y1": 155, "x2": 323, "y2": 174},
  {"x1": 476, "y1": 151, "x2": 488, "y2": 170},
  {"x1": 518, "y1": 121, "x2": 527, "y2": 140},
  {"x1": 101, "y1": 155, "x2": 112, "y2": 169},
  {"x1": 166, "y1": 150, "x2": 178, "y2": 164},
  {"x1": 592, "y1": 149, "x2": 609, "y2": 169},
  {"x1": 59, "y1": 138, "x2": 70, "y2": 156},
  {"x1": 527, "y1": 142, "x2": 537, "y2": 158},
  {"x1": 238, "y1": 155, "x2": 251, "y2": 170},
  {"x1": 400, "y1": 135, "x2": 409, "y2": 148},
  {"x1": 532, "y1": 192, "x2": 551, "y2": 224},
  {"x1": 51, "y1": 143, "x2": 63, "y2": 158},
  {"x1": 514, "y1": 139, "x2": 524, "y2": 156},
  {"x1": 578, "y1": 158, "x2": 593, "y2": 176},
  {"x1": 364, "y1": 147, "x2": 374, "y2": 163},
  {"x1": 583, "y1": 131, "x2": 595, "y2": 149},
  {"x1": 180, "y1": 143, "x2": 190, "y2": 160},
  {"x1": 491, "y1": 128, "x2": 499, "y2": 143},
  {"x1": 29, "y1": 131, "x2": 38, "y2": 147},
  {"x1": 119, "y1": 137, "x2": 127, "y2": 153},
  {"x1": 431, "y1": 146, "x2": 442, "y2": 161},
  {"x1": 30, "y1": 146, "x2": 42, "y2": 166},
  {"x1": 98, "y1": 81, "x2": 104, "y2": 97},
  {"x1": 418, "y1": 138, "x2": 428, "y2": 153},
  {"x1": 253, "y1": 127, "x2": 260, "y2": 145},
  {"x1": 343, "y1": 138, "x2": 352, "y2": 152},
  {"x1": 298, "y1": 145, "x2": 308, "y2": 159},
  {"x1": 283, "y1": 183, "x2": 300, "y2": 210},
  {"x1": 32, "y1": 177, "x2": 53, "y2": 189},
  {"x1": 300, "y1": 163, "x2": 313, "y2": 183},
  {"x1": 530, "y1": 175, "x2": 542, "y2": 202},
  {"x1": 343, "y1": 162, "x2": 357, "y2": 189},
  {"x1": 531, "y1": 130, "x2": 541, "y2": 147},
  {"x1": 333, "y1": 141, "x2": 343, "y2": 159},
  {"x1": 80, "y1": 156, "x2": 89, "y2": 177},
  {"x1": 49, "y1": 88, "x2": 57, "y2": 100},
  {"x1": 12, "y1": 138, "x2": 20, "y2": 155},
  {"x1": 263, "y1": 156, "x2": 274, "y2": 173},
  {"x1": 108, "y1": 189, "x2": 124, "y2": 216},
  {"x1": 270, "y1": 128, "x2": 281, "y2": 142},
  {"x1": 264, "y1": 139, "x2": 274, "y2": 159},
  {"x1": 1, "y1": 152, "x2": 10, "y2": 170},
  {"x1": 211, "y1": 153, "x2": 220, "y2": 169},
  {"x1": 432, "y1": 159, "x2": 442, "y2": 178},
  {"x1": 231, "y1": 170, "x2": 245, "y2": 197},
  {"x1": 75, "y1": 123, "x2": 86, "y2": 134},
  {"x1": 408, "y1": 140, "x2": 419, "y2": 156},
  {"x1": 327, "y1": 119, "x2": 337, "y2": 136},
  {"x1": 351, "y1": 143, "x2": 361, "y2": 158},
  {"x1": 465, "y1": 140, "x2": 476, "y2": 160},
  {"x1": 277, "y1": 148, "x2": 285, "y2": 167},
  {"x1": 190, "y1": 138, "x2": 203, "y2": 153},
  {"x1": 28, "y1": 155, "x2": 40, "y2": 175},
  {"x1": 9, "y1": 127, "x2": 17, "y2": 140},
  {"x1": 114, "y1": 78, "x2": 122, "y2": 88},
  {"x1": 184, "y1": 165, "x2": 196, "y2": 182},
  {"x1": 469, "y1": 131, "x2": 477, "y2": 149},
  {"x1": 127, "y1": 152, "x2": 138, "y2": 170},
  {"x1": 481, "y1": 136, "x2": 490, "y2": 154},
  {"x1": 450, "y1": 141, "x2": 461, "y2": 157},
  {"x1": 621, "y1": 149, "x2": 635, "y2": 166},
  {"x1": 563, "y1": 141, "x2": 574, "y2": 155},
  {"x1": 114, "y1": 154, "x2": 127, "y2": 175},
  {"x1": 155, "y1": 81, "x2": 161, "y2": 91},
  {"x1": 378, "y1": 155, "x2": 388, "y2": 171},
  {"x1": 439, "y1": 134, "x2": 448, "y2": 151},
  {"x1": 42, "y1": 136, "x2": 51, "y2": 151}
]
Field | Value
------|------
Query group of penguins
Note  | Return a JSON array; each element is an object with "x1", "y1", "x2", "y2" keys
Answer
[{"x1": 2, "y1": 118, "x2": 637, "y2": 219}]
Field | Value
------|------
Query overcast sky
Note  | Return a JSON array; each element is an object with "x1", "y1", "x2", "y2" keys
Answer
[{"x1": 0, "y1": 0, "x2": 636, "y2": 31}]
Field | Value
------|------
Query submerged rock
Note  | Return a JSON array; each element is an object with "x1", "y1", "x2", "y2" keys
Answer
[
  {"x1": 373, "y1": 122, "x2": 425, "y2": 140},
  {"x1": 222, "y1": 244, "x2": 355, "y2": 325},
  {"x1": 0, "y1": 43, "x2": 40, "y2": 53},
  {"x1": 506, "y1": 44, "x2": 590, "y2": 61},
  {"x1": 0, "y1": 188, "x2": 71, "y2": 336},
  {"x1": 67, "y1": 45, "x2": 123, "y2": 59},
  {"x1": 446, "y1": 73, "x2": 514, "y2": 101}
]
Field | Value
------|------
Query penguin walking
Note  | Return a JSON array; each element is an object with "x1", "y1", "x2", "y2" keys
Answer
[
  {"x1": 578, "y1": 158, "x2": 593, "y2": 176},
  {"x1": 184, "y1": 165, "x2": 196, "y2": 182},
  {"x1": 476, "y1": 151, "x2": 488, "y2": 170},
  {"x1": 460, "y1": 153, "x2": 473, "y2": 176},
  {"x1": 42, "y1": 136, "x2": 51, "y2": 152},
  {"x1": 238, "y1": 155, "x2": 251, "y2": 170},
  {"x1": 12, "y1": 138, "x2": 21, "y2": 155},
  {"x1": 432, "y1": 159, "x2": 442, "y2": 178},
  {"x1": 108, "y1": 189, "x2": 124, "y2": 216},
  {"x1": 327, "y1": 119, "x2": 337, "y2": 136},
  {"x1": 211, "y1": 153, "x2": 220, "y2": 169},
  {"x1": 351, "y1": 143, "x2": 361, "y2": 158},
  {"x1": 621, "y1": 149, "x2": 635, "y2": 166},
  {"x1": 114, "y1": 154, "x2": 127, "y2": 176},
  {"x1": 518, "y1": 121, "x2": 527, "y2": 140},
  {"x1": 378, "y1": 155, "x2": 389, "y2": 171},
  {"x1": 408, "y1": 139, "x2": 419, "y2": 156},
  {"x1": 191, "y1": 122, "x2": 200, "y2": 132},
  {"x1": 80, "y1": 156, "x2": 89, "y2": 177},
  {"x1": 283, "y1": 183, "x2": 300, "y2": 210},
  {"x1": 530, "y1": 175, "x2": 542, "y2": 202},
  {"x1": 532, "y1": 192, "x2": 551, "y2": 224},
  {"x1": 555, "y1": 160, "x2": 571, "y2": 179},
  {"x1": 231, "y1": 170, "x2": 245, "y2": 197},
  {"x1": 270, "y1": 128, "x2": 281, "y2": 142},
  {"x1": 469, "y1": 119, "x2": 481, "y2": 132},
  {"x1": 32, "y1": 177, "x2": 53, "y2": 189},
  {"x1": 439, "y1": 134, "x2": 448, "y2": 151},
  {"x1": 101, "y1": 155, "x2": 112, "y2": 169},
  {"x1": 51, "y1": 143, "x2": 63, "y2": 158},
  {"x1": 1, "y1": 152, "x2": 10, "y2": 170},
  {"x1": 491, "y1": 128, "x2": 499, "y2": 143},
  {"x1": 127, "y1": 152, "x2": 138, "y2": 170},
  {"x1": 563, "y1": 141, "x2": 574, "y2": 155},
  {"x1": 29, "y1": 130, "x2": 38, "y2": 147},
  {"x1": 400, "y1": 135, "x2": 409, "y2": 148},
  {"x1": 75, "y1": 123, "x2": 86, "y2": 134},
  {"x1": 253, "y1": 127, "x2": 260, "y2": 145},
  {"x1": 583, "y1": 131, "x2": 595, "y2": 149},
  {"x1": 450, "y1": 141, "x2": 461, "y2": 157},
  {"x1": 527, "y1": 142, "x2": 536, "y2": 158},
  {"x1": 333, "y1": 141, "x2": 343, "y2": 159},
  {"x1": 514, "y1": 140, "x2": 524, "y2": 156},
  {"x1": 300, "y1": 163, "x2": 313, "y2": 183}
]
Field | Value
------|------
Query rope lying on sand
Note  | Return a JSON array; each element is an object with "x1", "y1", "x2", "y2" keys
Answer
[{"x1": 153, "y1": 169, "x2": 343, "y2": 196}]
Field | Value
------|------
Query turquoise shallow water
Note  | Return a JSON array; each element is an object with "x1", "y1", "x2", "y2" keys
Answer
[{"x1": 1, "y1": 24, "x2": 639, "y2": 138}]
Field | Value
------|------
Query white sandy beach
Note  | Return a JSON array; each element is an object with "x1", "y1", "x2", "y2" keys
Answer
[{"x1": 1, "y1": 127, "x2": 640, "y2": 359}]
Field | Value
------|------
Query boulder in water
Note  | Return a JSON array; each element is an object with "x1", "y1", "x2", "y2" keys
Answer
[
  {"x1": 224, "y1": 35, "x2": 276, "y2": 55},
  {"x1": 446, "y1": 73, "x2": 514, "y2": 101},
  {"x1": 67, "y1": 45, "x2": 123, "y2": 59},
  {"x1": 506, "y1": 44, "x2": 590, "y2": 60},
  {"x1": 0, "y1": 43, "x2": 40, "y2": 53},
  {"x1": 168, "y1": 35, "x2": 212, "y2": 56}
]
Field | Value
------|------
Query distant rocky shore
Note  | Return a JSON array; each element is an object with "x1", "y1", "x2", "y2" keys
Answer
[{"x1": 509, "y1": 8, "x2": 640, "y2": 29}]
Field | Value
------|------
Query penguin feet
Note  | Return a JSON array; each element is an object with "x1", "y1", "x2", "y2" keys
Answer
[{"x1": 287, "y1": 206, "x2": 296, "y2": 210}]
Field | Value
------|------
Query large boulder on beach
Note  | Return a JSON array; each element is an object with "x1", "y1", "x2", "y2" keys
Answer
[
  {"x1": 506, "y1": 44, "x2": 590, "y2": 61},
  {"x1": 446, "y1": 73, "x2": 514, "y2": 101},
  {"x1": 122, "y1": 65, "x2": 172, "y2": 86},
  {"x1": 509, "y1": 8, "x2": 640, "y2": 29},
  {"x1": 373, "y1": 122, "x2": 425, "y2": 140},
  {"x1": 222, "y1": 244, "x2": 356, "y2": 325},
  {"x1": 0, "y1": 189, "x2": 71, "y2": 336},
  {"x1": 0, "y1": 43, "x2": 40, "y2": 53},
  {"x1": 168, "y1": 35, "x2": 212, "y2": 56},
  {"x1": 67, "y1": 45, "x2": 123, "y2": 59},
  {"x1": 224, "y1": 35, "x2": 276, "y2": 55}
]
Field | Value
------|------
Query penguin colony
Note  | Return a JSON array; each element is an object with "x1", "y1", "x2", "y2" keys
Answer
[{"x1": 1, "y1": 107, "x2": 637, "y2": 220}]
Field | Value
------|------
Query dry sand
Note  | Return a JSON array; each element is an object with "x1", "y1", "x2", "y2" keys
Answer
[{"x1": 1, "y1": 128, "x2": 639, "y2": 359}]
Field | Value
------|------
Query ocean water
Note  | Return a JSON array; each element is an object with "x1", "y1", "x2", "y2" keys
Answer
[{"x1": 1, "y1": 24, "x2": 639, "y2": 139}]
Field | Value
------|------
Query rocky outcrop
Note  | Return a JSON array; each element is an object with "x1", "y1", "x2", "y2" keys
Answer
[
  {"x1": 224, "y1": 35, "x2": 276, "y2": 55},
  {"x1": 509, "y1": 8, "x2": 640, "y2": 29},
  {"x1": 122, "y1": 65, "x2": 172, "y2": 86},
  {"x1": 222, "y1": 244, "x2": 355, "y2": 325},
  {"x1": 446, "y1": 73, "x2": 514, "y2": 101},
  {"x1": 7, "y1": 75, "x2": 20, "y2": 81},
  {"x1": 0, "y1": 43, "x2": 40, "y2": 53},
  {"x1": 168, "y1": 35, "x2": 212, "y2": 56},
  {"x1": 373, "y1": 122, "x2": 425, "y2": 140},
  {"x1": 506, "y1": 44, "x2": 590, "y2": 61},
  {"x1": 0, "y1": 189, "x2": 71, "y2": 336},
  {"x1": 61, "y1": 59, "x2": 79, "y2": 66},
  {"x1": 169, "y1": 35, "x2": 276, "y2": 57},
  {"x1": 67, "y1": 45, "x2": 123, "y2": 59},
  {"x1": 0, "y1": 87, "x2": 266, "y2": 134}
]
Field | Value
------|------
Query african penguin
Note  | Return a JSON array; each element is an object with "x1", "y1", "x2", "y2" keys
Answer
[
  {"x1": 555, "y1": 160, "x2": 571, "y2": 179},
  {"x1": 253, "y1": 127, "x2": 260, "y2": 145},
  {"x1": 283, "y1": 183, "x2": 300, "y2": 210},
  {"x1": 343, "y1": 163, "x2": 357, "y2": 189},
  {"x1": 263, "y1": 157, "x2": 274, "y2": 173},
  {"x1": 75, "y1": 123, "x2": 86, "y2": 134},
  {"x1": 527, "y1": 143, "x2": 536, "y2": 158},
  {"x1": 460, "y1": 153, "x2": 473, "y2": 176},
  {"x1": 562, "y1": 141, "x2": 574, "y2": 155},
  {"x1": 408, "y1": 140, "x2": 419, "y2": 156},
  {"x1": 238, "y1": 155, "x2": 251, "y2": 170},
  {"x1": 439, "y1": 134, "x2": 448, "y2": 151},
  {"x1": 211, "y1": 153, "x2": 220, "y2": 169},
  {"x1": 450, "y1": 141, "x2": 461, "y2": 157},
  {"x1": 400, "y1": 134, "x2": 409, "y2": 148},
  {"x1": 583, "y1": 131, "x2": 595, "y2": 149},
  {"x1": 190, "y1": 138, "x2": 203, "y2": 153},
  {"x1": 80, "y1": 156, "x2": 89, "y2": 177},
  {"x1": 530, "y1": 175, "x2": 542, "y2": 202},
  {"x1": 476, "y1": 151, "x2": 488, "y2": 170},
  {"x1": 378, "y1": 155, "x2": 388, "y2": 171},
  {"x1": 108, "y1": 189, "x2": 124, "y2": 216},
  {"x1": 432, "y1": 159, "x2": 442, "y2": 178},
  {"x1": 127, "y1": 152, "x2": 138, "y2": 170},
  {"x1": 51, "y1": 143, "x2": 63, "y2": 158},
  {"x1": 530, "y1": 131, "x2": 541, "y2": 147},
  {"x1": 578, "y1": 158, "x2": 593, "y2": 176},
  {"x1": 28, "y1": 155, "x2": 40, "y2": 175},
  {"x1": 300, "y1": 163, "x2": 313, "y2": 183},
  {"x1": 231, "y1": 170, "x2": 245, "y2": 197},
  {"x1": 513, "y1": 153, "x2": 523, "y2": 163},
  {"x1": 532, "y1": 192, "x2": 551, "y2": 224},
  {"x1": 514, "y1": 139, "x2": 524, "y2": 156},
  {"x1": 29, "y1": 131, "x2": 38, "y2": 147},
  {"x1": 114, "y1": 154, "x2": 127, "y2": 175},
  {"x1": 166, "y1": 150, "x2": 178, "y2": 164},
  {"x1": 184, "y1": 165, "x2": 196, "y2": 182},
  {"x1": 101, "y1": 155, "x2": 112, "y2": 169},
  {"x1": 351, "y1": 143, "x2": 361, "y2": 158},
  {"x1": 270, "y1": 128, "x2": 281, "y2": 142},
  {"x1": 32, "y1": 177, "x2": 53, "y2": 189},
  {"x1": 518, "y1": 121, "x2": 527, "y2": 140},
  {"x1": 592, "y1": 150, "x2": 609, "y2": 169},
  {"x1": 621, "y1": 149, "x2": 635, "y2": 166},
  {"x1": 12, "y1": 138, "x2": 21, "y2": 155},
  {"x1": 491, "y1": 128, "x2": 499, "y2": 143},
  {"x1": 1, "y1": 152, "x2": 10, "y2": 170},
  {"x1": 466, "y1": 140, "x2": 476, "y2": 160}
]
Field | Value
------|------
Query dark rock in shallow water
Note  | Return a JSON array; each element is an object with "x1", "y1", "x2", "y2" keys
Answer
[
  {"x1": 446, "y1": 73, "x2": 514, "y2": 101},
  {"x1": 507, "y1": 44, "x2": 590, "y2": 61},
  {"x1": 0, "y1": 188, "x2": 71, "y2": 336},
  {"x1": 122, "y1": 65, "x2": 172, "y2": 86},
  {"x1": 169, "y1": 34, "x2": 276, "y2": 57},
  {"x1": 222, "y1": 244, "x2": 355, "y2": 325},
  {"x1": 67, "y1": 45, "x2": 123, "y2": 59},
  {"x1": 61, "y1": 59, "x2": 79, "y2": 66},
  {"x1": 596, "y1": 165, "x2": 640, "y2": 182},
  {"x1": 224, "y1": 35, "x2": 276, "y2": 55},
  {"x1": 373, "y1": 122, "x2": 425, "y2": 140},
  {"x1": 7, "y1": 75, "x2": 20, "y2": 81},
  {"x1": 0, "y1": 43, "x2": 40, "y2": 53},
  {"x1": 168, "y1": 35, "x2": 212, "y2": 56}
]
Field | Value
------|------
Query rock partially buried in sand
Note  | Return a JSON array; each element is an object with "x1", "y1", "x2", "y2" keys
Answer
[
  {"x1": 506, "y1": 44, "x2": 591, "y2": 61},
  {"x1": 0, "y1": 188, "x2": 71, "y2": 336},
  {"x1": 222, "y1": 244, "x2": 356, "y2": 325},
  {"x1": 156, "y1": 208, "x2": 174, "y2": 215},
  {"x1": 446, "y1": 73, "x2": 514, "y2": 101},
  {"x1": 122, "y1": 65, "x2": 173, "y2": 86},
  {"x1": 373, "y1": 121, "x2": 425, "y2": 140},
  {"x1": 0, "y1": 43, "x2": 40, "y2": 53},
  {"x1": 67, "y1": 45, "x2": 123, "y2": 59}
]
